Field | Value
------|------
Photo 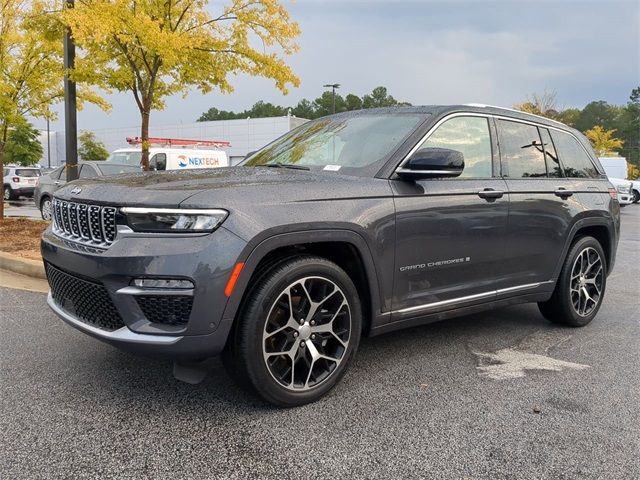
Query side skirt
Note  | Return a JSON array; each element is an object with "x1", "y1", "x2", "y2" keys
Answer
[{"x1": 368, "y1": 292, "x2": 552, "y2": 337}]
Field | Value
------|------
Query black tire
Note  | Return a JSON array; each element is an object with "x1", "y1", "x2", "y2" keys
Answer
[
  {"x1": 224, "y1": 255, "x2": 362, "y2": 407},
  {"x1": 40, "y1": 196, "x2": 52, "y2": 220},
  {"x1": 632, "y1": 190, "x2": 640, "y2": 204},
  {"x1": 538, "y1": 236, "x2": 607, "y2": 327},
  {"x1": 3, "y1": 185, "x2": 15, "y2": 201}
]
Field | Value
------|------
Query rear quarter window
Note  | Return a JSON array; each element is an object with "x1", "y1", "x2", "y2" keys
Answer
[{"x1": 551, "y1": 130, "x2": 601, "y2": 178}]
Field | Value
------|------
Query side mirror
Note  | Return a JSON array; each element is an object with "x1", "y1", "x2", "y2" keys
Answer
[{"x1": 396, "y1": 147, "x2": 464, "y2": 180}]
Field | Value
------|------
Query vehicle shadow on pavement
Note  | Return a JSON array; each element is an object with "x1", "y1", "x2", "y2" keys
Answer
[{"x1": 69, "y1": 302, "x2": 555, "y2": 411}]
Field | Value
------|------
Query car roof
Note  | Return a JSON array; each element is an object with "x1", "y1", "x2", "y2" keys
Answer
[{"x1": 329, "y1": 104, "x2": 575, "y2": 133}]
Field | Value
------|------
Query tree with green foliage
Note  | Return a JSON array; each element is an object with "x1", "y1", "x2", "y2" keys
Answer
[
  {"x1": 63, "y1": 0, "x2": 301, "y2": 170},
  {"x1": 585, "y1": 126, "x2": 624, "y2": 156},
  {"x1": 197, "y1": 85, "x2": 411, "y2": 121},
  {"x1": 4, "y1": 120, "x2": 43, "y2": 166},
  {"x1": 345, "y1": 94, "x2": 363, "y2": 111},
  {"x1": 78, "y1": 131, "x2": 109, "y2": 160}
]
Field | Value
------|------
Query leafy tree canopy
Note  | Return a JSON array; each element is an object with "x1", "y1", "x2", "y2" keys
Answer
[
  {"x1": 197, "y1": 86, "x2": 412, "y2": 121},
  {"x1": 4, "y1": 120, "x2": 43, "y2": 166},
  {"x1": 78, "y1": 131, "x2": 109, "y2": 161},
  {"x1": 62, "y1": 0, "x2": 301, "y2": 169}
]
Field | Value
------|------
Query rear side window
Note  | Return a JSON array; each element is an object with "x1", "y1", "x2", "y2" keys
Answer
[
  {"x1": 497, "y1": 120, "x2": 547, "y2": 178},
  {"x1": 15, "y1": 169, "x2": 41, "y2": 177},
  {"x1": 419, "y1": 116, "x2": 493, "y2": 178},
  {"x1": 539, "y1": 128, "x2": 563, "y2": 178},
  {"x1": 551, "y1": 130, "x2": 600, "y2": 178},
  {"x1": 51, "y1": 166, "x2": 64, "y2": 180}
]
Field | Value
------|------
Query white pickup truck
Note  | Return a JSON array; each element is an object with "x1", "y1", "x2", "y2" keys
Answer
[{"x1": 599, "y1": 157, "x2": 637, "y2": 205}]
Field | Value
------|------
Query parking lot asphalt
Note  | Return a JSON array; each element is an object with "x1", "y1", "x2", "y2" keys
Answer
[
  {"x1": 1, "y1": 207, "x2": 639, "y2": 479},
  {"x1": 3, "y1": 198, "x2": 42, "y2": 219}
]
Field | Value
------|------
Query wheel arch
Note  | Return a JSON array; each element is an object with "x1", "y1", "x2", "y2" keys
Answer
[
  {"x1": 221, "y1": 229, "x2": 383, "y2": 336},
  {"x1": 553, "y1": 216, "x2": 617, "y2": 280}
]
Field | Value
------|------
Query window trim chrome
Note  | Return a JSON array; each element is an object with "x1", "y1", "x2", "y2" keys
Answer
[{"x1": 394, "y1": 111, "x2": 603, "y2": 178}]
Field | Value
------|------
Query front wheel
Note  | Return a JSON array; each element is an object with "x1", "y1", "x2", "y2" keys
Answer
[
  {"x1": 40, "y1": 197, "x2": 52, "y2": 220},
  {"x1": 632, "y1": 190, "x2": 640, "y2": 204},
  {"x1": 538, "y1": 236, "x2": 607, "y2": 327},
  {"x1": 224, "y1": 256, "x2": 362, "y2": 407}
]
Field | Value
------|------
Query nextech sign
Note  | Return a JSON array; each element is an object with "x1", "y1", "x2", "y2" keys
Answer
[{"x1": 178, "y1": 155, "x2": 222, "y2": 168}]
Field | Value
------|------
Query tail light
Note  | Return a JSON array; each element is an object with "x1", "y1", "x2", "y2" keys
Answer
[
  {"x1": 608, "y1": 188, "x2": 618, "y2": 200},
  {"x1": 12, "y1": 176, "x2": 19, "y2": 183}
]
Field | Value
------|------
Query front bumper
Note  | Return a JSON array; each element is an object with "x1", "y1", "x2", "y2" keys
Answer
[
  {"x1": 618, "y1": 193, "x2": 633, "y2": 205},
  {"x1": 41, "y1": 225, "x2": 247, "y2": 360}
]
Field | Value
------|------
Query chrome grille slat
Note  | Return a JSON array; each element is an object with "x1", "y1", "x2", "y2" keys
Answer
[{"x1": 52, "y1": 199, "x2": 117, "y2": 248}]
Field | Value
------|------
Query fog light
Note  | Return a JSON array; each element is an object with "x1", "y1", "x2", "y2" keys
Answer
[{"x1": 132, "y1": 278, "x2": 194, "y2": 289}]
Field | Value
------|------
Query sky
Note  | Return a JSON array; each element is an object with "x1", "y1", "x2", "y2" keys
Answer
[{"x1": 43, "y1": 0, "x2": 640, "y2": 133}]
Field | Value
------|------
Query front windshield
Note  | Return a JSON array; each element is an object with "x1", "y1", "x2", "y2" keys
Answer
[
  {"x1": 97, "y1": 164, "x2": 141, "y2": 175},
  {"x1": 106, "y1": 151, "x2": 142, "y2": 166},
  {"x1": 242, "y1": 113, "x2": 426, "y2": 174}
]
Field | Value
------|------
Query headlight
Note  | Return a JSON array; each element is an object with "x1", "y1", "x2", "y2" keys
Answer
[
  {"x1": 616, "y1": 185, "x2": 630, "y2": 194},
  {"x1": 121, "y1": 207, "x2": 228, "y2": 233}
]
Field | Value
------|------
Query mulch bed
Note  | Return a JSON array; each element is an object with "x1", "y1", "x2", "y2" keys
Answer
[{"x1": 0, "y1": 217, "x2": 48, "y2": 261}]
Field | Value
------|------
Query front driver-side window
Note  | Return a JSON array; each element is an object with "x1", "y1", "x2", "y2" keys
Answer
[
  {"x1": 149, "y1": 153, "x2": 167, "y2": 171},
  {"x1": 418, "y1": 116, "x2": 492, "y2": 178}
]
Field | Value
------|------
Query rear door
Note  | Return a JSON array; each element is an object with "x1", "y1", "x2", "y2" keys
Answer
[
  {"x1": 391, "y1": 114, "x2": 510, "y2": 321},
  {"x1": 497, "y1": 119, "x2": 579, "y2": 292}
]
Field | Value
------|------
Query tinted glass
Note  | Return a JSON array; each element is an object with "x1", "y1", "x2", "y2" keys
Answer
[
  {"x1": 79, "y1": 165, "x2": 98, "y2": 179},
  {"x1": 539, "y1": 128, "x2": 562, "y2": 178},
  {"x1": 498, "y1": 120, "x2": 547, "y2": 178},
  {"x1": 51, "y1": 166, "x2": 64, "y2": 180},
  {"x1": 150, "y1": 153, "x2": 167, "y2": 171},
  {"x1": 15, "y1": 169, "x2": 41, "y2": 177},
  {"x1": 97, "y1": 164, "x2": 141, "y2": 175},
  {"x1": 419, "y1": 116, "x2": 492, "y2": 178},
  {"x1": 551, "y1": 130, "x2": 600, "y2": 178},
  {"x1": 106, "y1": 151, "x2": 142, "y2": 166},
  {"x1": 243, "y1": 114, "x2": 426, "y2": 175}
]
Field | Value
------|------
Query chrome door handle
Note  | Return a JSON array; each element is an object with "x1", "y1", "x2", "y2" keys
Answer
[
  {"x1": 554, "y1": 188, "x2": 573, "y2": 198},
  {"x1": 478, "y1": 188, "x2": 504, "y2": 200}
]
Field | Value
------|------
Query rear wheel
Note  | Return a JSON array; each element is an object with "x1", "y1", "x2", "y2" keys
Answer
[
  {"x1": 3, "y1": 186, "x2": 15, "y2": 201},
  {"x1": 538, "y1": 236, "x2": 606, "y2": 327},
  {"x1": 40, "y1": 196, "x2": 52, "y2": 220},
  {"x1": 224, "y1": 256, "x2": 361, "y2": 406}
]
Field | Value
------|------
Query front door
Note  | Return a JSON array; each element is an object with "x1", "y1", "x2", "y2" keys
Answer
[{"x1": 391, "y1": 115, "x2": 510, "y2": 321}]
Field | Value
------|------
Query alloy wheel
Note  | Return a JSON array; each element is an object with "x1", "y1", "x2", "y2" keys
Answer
[
  {"x1": 41, "y1": 198, "x2": 52, "y2": 220},
  {"x1": 262, "y1": 276, "x2": 351, "y2": 391},
  {"x1": 3, "y1": 187, "x2": 10, "y2": 201},
  {"x1": 570, "y1": 247, "x2": 603, "y2": 317}
]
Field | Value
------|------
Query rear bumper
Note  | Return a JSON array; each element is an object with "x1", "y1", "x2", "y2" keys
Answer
[
  {"x1": 41, "y1": 225, "x2": 247, "y2": 360},
  {"x1": 11, "y1": 186, "x2": 35, "y2": 196}
]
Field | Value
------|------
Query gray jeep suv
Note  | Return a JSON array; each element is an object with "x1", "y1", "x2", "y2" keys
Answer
[{"x1": 41, "y1": 105, "x2": 620, "y2": 406}]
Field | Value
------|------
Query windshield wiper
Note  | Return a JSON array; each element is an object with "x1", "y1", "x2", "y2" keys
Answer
[{"x1": 263, "y1": 163, "x2": 310, "y2": 171}]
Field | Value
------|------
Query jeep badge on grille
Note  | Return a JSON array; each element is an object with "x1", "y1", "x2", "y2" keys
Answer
[{"x1": 71, "y1": 186, "x2": 82, "y2": 195}]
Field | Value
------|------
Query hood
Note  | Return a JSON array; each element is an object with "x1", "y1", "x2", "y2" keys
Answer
[{"x1": 53, "y1": 166, "x2": 384, "y2": 207}]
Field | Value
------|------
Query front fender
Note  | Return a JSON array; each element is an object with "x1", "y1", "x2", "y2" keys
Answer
[{"x1": 220, "y1": 228, "x2": 386, "y2": 331}]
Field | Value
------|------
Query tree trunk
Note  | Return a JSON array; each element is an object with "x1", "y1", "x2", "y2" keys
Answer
[
  {"x1": 140, "y1": 109, "x2": 150, "y2": 171},
  {"x1": 0, "y1": 123, "x2": 7, "y2": 219}
]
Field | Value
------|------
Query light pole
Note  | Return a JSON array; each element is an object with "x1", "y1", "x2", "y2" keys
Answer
[
  {"x1": 323, "y1": 83, "x2": 340, "y2": 114},
  {"x1": 63, "y1": 0, "x2": 78, "y2": 180}
]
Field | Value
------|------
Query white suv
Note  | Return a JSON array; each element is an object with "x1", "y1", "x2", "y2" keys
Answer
[{"x1": 3, "y1": 166, "x2": 42, "y2": 200}]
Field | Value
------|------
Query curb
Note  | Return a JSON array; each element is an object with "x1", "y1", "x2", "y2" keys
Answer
[{"x1": 0, "y1": 252, "x2": 46, "y2": 279}]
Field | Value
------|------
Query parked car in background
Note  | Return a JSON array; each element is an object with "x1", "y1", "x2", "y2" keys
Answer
[
  {"x1": 35, "y1": 162, "x2": 140, "y2": 220},
  {"x1": 608, "y1": 177, "x2": 634, "y2": 207},
  {"x1": 3, "y1": 166, "x2": 42, "y2": 200},
  {"x1": 599, "y1": 156, "x2": 638, "y2": 204}
]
